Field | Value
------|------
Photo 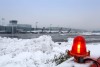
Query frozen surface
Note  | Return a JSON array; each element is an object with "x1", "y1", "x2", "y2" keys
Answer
[{"x1": 0, "y1": 35, "x2": 99, "y2": 67}]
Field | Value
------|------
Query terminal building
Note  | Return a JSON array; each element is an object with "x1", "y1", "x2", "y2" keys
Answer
[{"x1": 0, "y1": 20, "x2": 32, "y2": 33}]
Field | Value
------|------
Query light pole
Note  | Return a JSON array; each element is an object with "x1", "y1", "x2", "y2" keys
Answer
[
  {"x1": 1, "y1": 18, "x2": 5, "y2": 26},
  {"x1": 35, "y1": 22, "x2": 38, "y2": 30}
]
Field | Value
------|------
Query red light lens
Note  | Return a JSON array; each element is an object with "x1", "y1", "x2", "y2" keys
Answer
[{"x1": 70, "y1": 36, "x2": 87, "y2": 56}]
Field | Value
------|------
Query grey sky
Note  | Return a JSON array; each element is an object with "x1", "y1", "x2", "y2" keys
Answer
[{"x1": 0, "y1": 0, "x2": 100, "y2": 30}]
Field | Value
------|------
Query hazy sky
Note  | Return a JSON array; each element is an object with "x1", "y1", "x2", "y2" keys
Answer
[{"x1": 0, "y1": 0, "x2": 100, "y2": 30}]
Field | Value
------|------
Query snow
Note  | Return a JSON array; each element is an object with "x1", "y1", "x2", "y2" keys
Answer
[
  {"x1": 81, "y1": 32, "x2": 100, "y2": 35},
  {"x1": 67, "y1": 38, "x2": 73, "y2": 45},
  {"x1": 56, "y1": 57, "x2": 91, "y2": 67},
  {"x1": 0, "y1": 35, "x2": 99, "y2": 67}
]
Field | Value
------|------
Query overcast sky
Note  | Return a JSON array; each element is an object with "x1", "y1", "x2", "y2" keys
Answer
[{"x1": 0, "y1": 0, "x2": 100, "y2": 30}]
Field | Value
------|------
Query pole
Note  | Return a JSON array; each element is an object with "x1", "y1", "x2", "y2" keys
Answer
[
  {"x1": 50, "y1": 24, "x2": 52, "y2": 33},
  {"x1": 36, "y1": 22, "x2": 38, "y2": 30},
  {"x1": 2, "y1": 18, "x2": 5, "y2": 26}
]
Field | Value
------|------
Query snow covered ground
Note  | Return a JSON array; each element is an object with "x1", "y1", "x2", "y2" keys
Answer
[
  {"x1": 81, "y1": 32, "x2": 100, "y2": 35},
  {"x1": 0, "y1": 35, "x2": 100, "y2": 67}
]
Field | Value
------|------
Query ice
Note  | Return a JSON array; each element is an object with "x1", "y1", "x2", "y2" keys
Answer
[{"x1": 0, "y1": 35, "x2": 99, "y2": 67}]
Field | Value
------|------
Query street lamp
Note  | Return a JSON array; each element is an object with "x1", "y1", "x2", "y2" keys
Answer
[
  {"x1": 50, "y1": 24, "x2": 52, "y2": 33},
  {"x1": 35, "y1": 22, "x2": 38, "y2": 30},
  {"x1": 1, "y1": 18, "x2": 5, "y2": 26}
]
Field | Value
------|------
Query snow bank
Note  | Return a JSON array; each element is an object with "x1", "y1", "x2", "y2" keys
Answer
[{"x1": 0, "y1": 35, "x2": 68, "y2": 67}]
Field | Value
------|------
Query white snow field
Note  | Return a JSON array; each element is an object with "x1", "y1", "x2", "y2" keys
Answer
[{"x1": 0, "y1": 35, "x2": 100, "y2": 67}]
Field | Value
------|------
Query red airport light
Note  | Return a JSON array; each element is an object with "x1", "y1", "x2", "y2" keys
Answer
[{"x1": 68, "y1": 36, "x2": 90, "y2": 63}]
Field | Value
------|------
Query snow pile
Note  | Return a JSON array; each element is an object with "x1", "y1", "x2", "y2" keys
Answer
[
  {"x1": 0, "y1": 35, "x2": 100, "y2": 67},
  {"x1": 0, "y1": 35, "x2": 68, "y2": 67}
]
